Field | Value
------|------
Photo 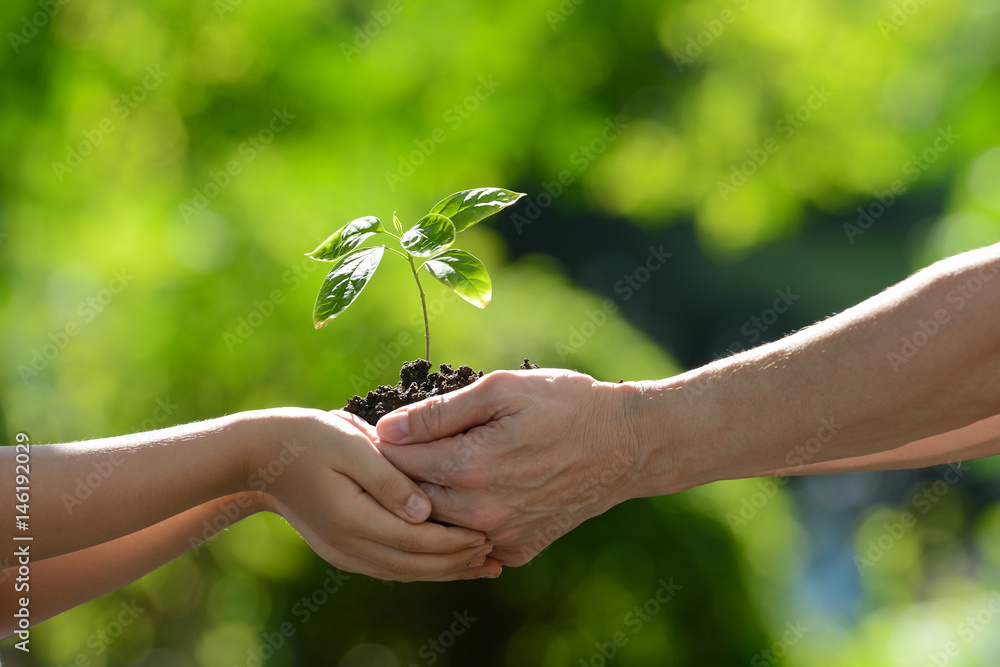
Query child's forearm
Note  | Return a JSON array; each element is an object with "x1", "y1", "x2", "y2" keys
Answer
[
  {"x1": 0, "y1": 492, "x2": 264, "y2": 638},
  {"x1": 752, "y1": 413, "x2": 1000, "y2": 476},
  {"x1": 0, "y1": 414, "x2": 260, "y2": 563}
]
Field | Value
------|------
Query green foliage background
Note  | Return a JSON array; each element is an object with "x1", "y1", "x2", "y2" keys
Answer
[{"x1": 2, "y1": 0, "x2": 1000, "y2": 664}]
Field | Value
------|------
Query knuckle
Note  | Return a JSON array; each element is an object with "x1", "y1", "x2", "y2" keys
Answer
[
  {"x1": 491, "y1": 527, "x2": 522, "y2": 545},
  {"x1": 426, "y1": 468, "x2": 451, "y2": 486},
  {"x1": 456, "y1": 507, "x2": 489, "y2": 532},
  {"x1": 384, "y1": 556, "x2": 416, "y2": 580},
  {"x1": 495, "y1": 546, "x2": 533, "y2": 567},
  {"x1": 466, "y1": 423, "x2": 497, "y2": 449},
  {"x1": 453, "y1": 432, "x2": 486, "y2": 462},
  {"x1": 417, "y1": 397, "x2": 446, "y2": 438},
  {"x1": 459, "y1": 423, "x2": 506, "y2": 460},
  {"x1": 482, "y1": 370, "x2": 517, "y2": 392},
  {"x1": 372, "y1": 468, "x2": 402, "y2": 501},
  {"x1": 473, "y1": 509, "x2": 505, "y2": 534},
  {"x1": 451, "y1": 467, "x2": 490, "y2": 490},
  {"x1": 396, "y1": 534, "x2": 421, "y2": 552}
]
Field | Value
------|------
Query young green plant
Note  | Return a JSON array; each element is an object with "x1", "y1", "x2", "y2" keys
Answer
[{"x1": 306, "y1": 187, "x2": 525, "y2": 362}]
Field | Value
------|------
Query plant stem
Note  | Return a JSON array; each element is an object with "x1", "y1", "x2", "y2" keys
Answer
[
  {"x1": 384, "y1": 246, "x2": 409, "y2": 260},
  {"x1": 405, "y1": 253, "x2": 431, "y2": 362}
]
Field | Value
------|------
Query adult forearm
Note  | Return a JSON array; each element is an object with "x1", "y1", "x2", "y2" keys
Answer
[
  {"x1": 0, "y1": 414, "x2": 260, "y2": 562},
  {"x1": 627, "y1": 243, "x2": 1000, "y2": 496},
  {"x1": 0, "y1": 493, "x2": 263, "y2": 638}
]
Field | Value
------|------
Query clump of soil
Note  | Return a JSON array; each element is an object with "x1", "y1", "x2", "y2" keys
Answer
[{"x1": 344, "y1": 358, "x2": 538, "y2": 426}]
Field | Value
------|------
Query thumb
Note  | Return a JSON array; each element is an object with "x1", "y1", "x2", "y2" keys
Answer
[
  {"x1": 343, "y1": 437, "x2": 432, "y2": 523},
  {"x1": 376, "y1": 373, "x2": 502, "y2": 444}
]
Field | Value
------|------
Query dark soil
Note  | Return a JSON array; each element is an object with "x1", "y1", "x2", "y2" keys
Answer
[{"x1": 344, "y1": 358, "x2": 538, "y2": 426}]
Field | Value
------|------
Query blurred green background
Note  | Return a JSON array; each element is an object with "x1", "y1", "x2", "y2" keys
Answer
[{"x1": 2, "y1": 0, "x2": 1000, "y2": 664}]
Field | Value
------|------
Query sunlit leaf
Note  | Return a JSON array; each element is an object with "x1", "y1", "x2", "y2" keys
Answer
[
  {"x1": 313, "y1": 246, "x2": 385, "y2": 328},
  {"x1": 429, "y1": 188, "x2": 526, "y2": 232},
  {"x1": 306, "y1": 217, "x2": 382, "y2": 262},
  {"x1": 423, "y1": 249, "x2": 492, "y2": 308},
  {"x1": 400, "y1": 213, "x2": 456, "y2": 257}
]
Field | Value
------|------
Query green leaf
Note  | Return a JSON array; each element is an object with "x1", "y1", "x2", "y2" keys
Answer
[
  {"x1": 392, "y1": 212, "x2": 403, "y2": 235},
  {"x1": 307, "y1": 216, "x2": 382, "y2": 262},
  {"x1": 400, "y1": 213, "x2": 456, "y2": 257},
  {"x1": 423, "y1": 249, "x2": 492, "y2": 308},
  {"x1": 429, "y1": 188, "x2": 526, "y2": 232},
  {"x1": 313, "y1": 246, "x2": 385, "y2": 328}
]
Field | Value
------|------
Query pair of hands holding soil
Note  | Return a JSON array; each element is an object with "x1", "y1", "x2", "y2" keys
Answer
[
  {"x1": 258, "y1": 366, "x2": 628, "y2": 583},
  {"x1": 352, "y1": 367, "x2": 638, "y2": 575},
  {"x1": 242, "y1": 366, "x2": 642, "y2": 583}
]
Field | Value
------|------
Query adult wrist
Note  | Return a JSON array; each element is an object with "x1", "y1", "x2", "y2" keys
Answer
[
  {"x1": 600, "y1": 379, "x2": 664, "y2": 503},
  {"x1": 617, "y1": 366, "x2": 725, "y2": 499}
]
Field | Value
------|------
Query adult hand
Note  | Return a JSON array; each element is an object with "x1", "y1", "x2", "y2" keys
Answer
[
  {"x1": 375, "y1": 370, "x2": 644, "y2": 566},
  {"x1": 250, "y1": 408, "x2": 501, "y2": 581}
]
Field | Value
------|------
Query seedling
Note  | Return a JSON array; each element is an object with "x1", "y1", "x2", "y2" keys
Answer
[{"x1": 306, "y1": 187, "x2": 525, "y2": 362}]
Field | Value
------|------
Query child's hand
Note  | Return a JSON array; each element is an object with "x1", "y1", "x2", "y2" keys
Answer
[{"x1": 247, "y1": 408, "x2": 501, "y2": 582}]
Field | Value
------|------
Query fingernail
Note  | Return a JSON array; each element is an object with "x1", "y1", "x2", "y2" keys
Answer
[
  {"x1": 467, "y1": 556, "x2": 487, "y2": 568},
  {"x1": 404, "y1": 493, "x2": 430, "y2": 521},
  {"x1": 479, "y1": 573, "x2": 498, "y2": 579},
  {"x1": 472, "y1": 546, "x2": 493, "y2": 559},
  {"x1": 378, "y1": 412, "x2": 410, "y2": 442}
]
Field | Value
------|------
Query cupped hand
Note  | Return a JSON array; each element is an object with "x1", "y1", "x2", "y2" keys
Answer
[
  {"x1": 373, "y1": 369, "x2": 643, "y2": 566},
  {"x1": 249, "y1": 408, "x2": 501, "y2": 581}
]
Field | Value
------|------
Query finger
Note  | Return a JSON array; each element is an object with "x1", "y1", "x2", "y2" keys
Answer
[
  {"x1": 489, "y1": 546, "x2": 535, "y2": 567},
  {"x1": 320, "y1": 549, "x2": 503, "y2": 582},
  {"x1": 376, "y1": 372, "x2": 508, "y2": 444},
  {"x1": 282, "y1": 493, "x2": 503, "y2": 581},
  {"x1": 332, "y1": 411, "x2": 397, "y2": 459},
  {"x1": 324, "y1": 547, "x2": 497, "y2": 583},
  {"x1": 276, "y1": 498, "x2": 495, "y2": 580},
  {"x1": 378, "y1": 437, "x2": 482, "y2": 488},
  {"x1": 339, "y1": 432, "x2": 434, "y2": 523},
  {"x1": 344, "y1": 537, "x2": 497, "y2": 582},
  {"x1": 386, "y1": 553, "x2": 502, "y2": 582},
  {"x1": 457, "y1": 558, "x2": 502, "y2": 581},
  {"x1": 416, "y1": 482, "x2": 473, "y2": 527},
  {"x1": 330, "y1": 410, "x2": 379, "y2": 442},
  {"x1": 350, "y1": 488, "x2": 488, "y2": 554}
]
